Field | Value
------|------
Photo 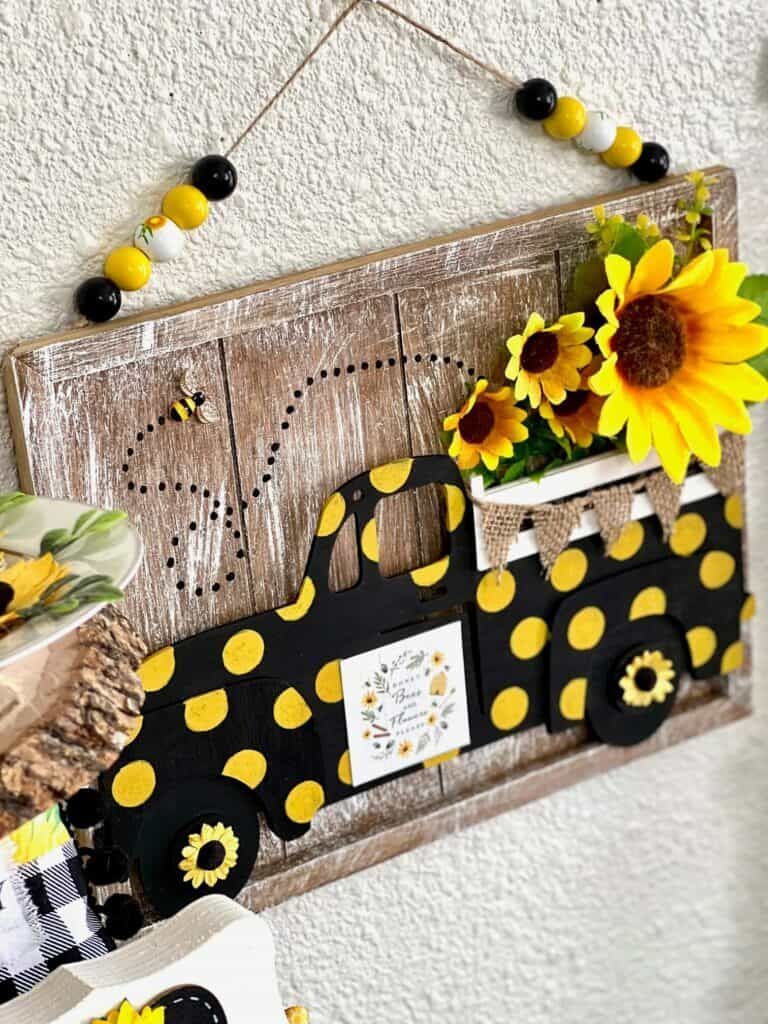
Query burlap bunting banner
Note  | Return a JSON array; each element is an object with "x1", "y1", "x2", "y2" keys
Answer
[
  {"x1": 590, "y1": 482, "x2": 635, "y2": 549},
  {"x1": 472, "y1": 431, "x2": 746, "y2": 574},
  {"x1": 643, "y1": 470, "x2": 683, "y2": 541},
  {"x1": 533, "y1": 499, "x2": 587, "y2": 575}
]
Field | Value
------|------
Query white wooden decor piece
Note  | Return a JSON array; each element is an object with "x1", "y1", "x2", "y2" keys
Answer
[{"x1": 0, "y1": 895, "x2": 287, "y2": 1024}]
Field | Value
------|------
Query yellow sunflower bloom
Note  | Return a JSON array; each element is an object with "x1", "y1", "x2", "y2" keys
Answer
[
  {"x1": 0, "y1": 552, "x2": 70, "y2": 628},
  {"x1": 540, "y1": 357, "x2": 605, "y2": 448},
  {"x1": 505, "y1": 312, "x2": 594, "y2": 408},
  {"x1": 91, "y1": 1000, "x2": 164, "y2": 1024},
  {"x1": 590, "y1": 239, "x2": 768, "y2": 482},
  {"x1": 618, "y1": 649, "x2": 675, "y2": 708},
  {"x1": 443, "y1": 379, "x2": 528, "y2": 471},
  {"x1": 178, "y1": 821, "x2": 239, "y2": 890}
]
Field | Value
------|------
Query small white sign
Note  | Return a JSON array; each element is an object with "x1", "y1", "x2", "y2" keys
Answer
[{"x1": 340, "y1": 620, "x2": 471, "y2": 787}]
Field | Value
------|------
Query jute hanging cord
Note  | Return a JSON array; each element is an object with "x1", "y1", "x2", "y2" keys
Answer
[
  {"x1": 471, "y1": 434, "x2": 747, "y2": 575},
  {"x1": 225, "y1": 0, "x2": 523, "y2": 159}
]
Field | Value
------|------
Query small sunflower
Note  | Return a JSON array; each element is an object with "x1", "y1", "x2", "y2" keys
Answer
[
  {"x1": 362, "y1": 728, "x2": 372, "y2": 740},
  {"x1": 398, "y1": 740, "x2": 414, "y2": 757},
  {"x1": 505, "y1": 312, "x2": 594, "y2": 408},
  {"x1": 540, "y1": 357, "x2": 605, "y2": 448},
  {"x1": 362, "y1": 690, "x2": 378, "y2": 709},
  {"x1": 619, "y1": 649, "x2": 675, "y2": 708},
  {"x1": 92, "y1": 1000, "x2": 164, "y2": 1024},
  {"x1": 0, "y1": 552, "x2": 70, "y2": 630},
  {"x1": 444, "y1": 378, "x2": 528, "y2": 471},
  {"x1": 179, "y1": 821, "x2": 239, "y2": 890},
  {"x1": 430, "y1": 651, "x2": 445, "y2": 668},
  {"x1": 426, "y1": 711, "x2": 439, "y2": 727},
  {"x1": 590, "y1": 239, "x2": 768, "y2": 482}
]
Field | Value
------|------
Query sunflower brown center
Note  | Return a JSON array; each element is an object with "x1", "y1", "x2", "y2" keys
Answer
[
  {"x1": 554, "y1": 389, "x2": 589, "y2": 417},
  {"x1": 633, "y1": 667, "x2": 658, "y2": 691},
  {"x1": 458, "y1": 401, "x2": 494, "y2": 444},
  {"x1": 613, "y1": 295, "x2": 686, "y2": 388},
  {"x1": 197, "y1": 840, "x2": 226, "y2": 871},
  {"x1": 0, "y1": 582, "x2": 13, "y2": 614},
  {"x1": 520, "y1": 331, "x2": 559, "y2": 373}
]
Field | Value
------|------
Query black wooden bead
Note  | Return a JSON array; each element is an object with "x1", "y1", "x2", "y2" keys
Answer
[
  {"x1": 631, "y1": 142, "x2": 670, "y2": 183},
  {"x1": 514, "y1": 78, "x2": 558, "y2": 121},
  {"x1": 74, "y1": 276, "x2": 122, "y2": 323},
  {"x1": 66, "y1": 787, "x2": 105, "y2": 829},
  {"x1": 85, "y1": 847, "x2": 130, "y2": 886},
  {"x1": 103, "y1": 893, "x2": 144, "y2": 941},
  {"x1": 191, "y1": 154, "x2": 238, "y2": 200}
]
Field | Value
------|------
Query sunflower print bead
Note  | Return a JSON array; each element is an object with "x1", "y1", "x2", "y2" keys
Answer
[{"x1": 134, "y1": 214, "x2": 185, "y2": 261}]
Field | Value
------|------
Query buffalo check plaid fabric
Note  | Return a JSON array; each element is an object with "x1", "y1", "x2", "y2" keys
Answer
[{"x1": 0, "y1": 839, "x2": 113, "y2": 1005}]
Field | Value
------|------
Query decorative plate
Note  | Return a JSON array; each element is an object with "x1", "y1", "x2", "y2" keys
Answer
[{"x1": 0, "y1": 495, "x2": 142, "y2": 671}]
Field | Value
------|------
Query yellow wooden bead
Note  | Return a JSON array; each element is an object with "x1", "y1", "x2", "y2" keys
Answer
[
  {"x1": 543, "y1": 97, "x2": 587, "y2": 140},
  {"x1": 162, "y1": 184, "x2": 209, "y2": 229},
  {"x1": 104, "y1": 246, "x2": 152, "y2": 291},
  {"x1": 601, "y1": 126, "x2": 643, "y2": 168}
]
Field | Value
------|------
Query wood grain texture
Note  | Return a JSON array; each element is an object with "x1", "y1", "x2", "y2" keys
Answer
[
  {"x1": 0, "y1": 608, "x2": 145, "y2": 833},
  {"x1": 4, "y1": 168, "x2": 749, "y2": 912}
]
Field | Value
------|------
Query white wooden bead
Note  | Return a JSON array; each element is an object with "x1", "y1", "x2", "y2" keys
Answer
[
  {"x1": 134, "y1": 215, "x2": 185, "y2": 261},
  {"x1": 575, "y1": 111, "x2": 618, "y2": 154}
]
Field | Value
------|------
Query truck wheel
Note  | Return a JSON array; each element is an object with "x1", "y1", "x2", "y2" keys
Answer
[
  {"x1": 586, "y1": 616, "x2": 683, "y2": 748},
  {"x1": 135, "y1": 777, "x2": 260, "y2": 918}
]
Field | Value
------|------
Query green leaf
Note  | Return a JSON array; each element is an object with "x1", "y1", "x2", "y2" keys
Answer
[
  {"x1": 47, "y1": 599, "x2": 81, "y2": 617},
  {"x1": 739, "y1": 274, "x2": 768, "y2": 326},
  {"x1": 500, "y1": 459, "x2": 526, "y2": 484},
  {"x1": 72, "y1": 509, "x2": 103, "y2": 536},
  {"x1": 609, "y1": 223, "x2": 648, "y2": 267},
  {"x1": 567, "y1": 255, "x2": 607, "y2": 313},
  {"x1": 87, "y1": 510, "x2": 128, "y2": 533},
  {"x1": 748, "y1": 349, "x2": 768, "y2": 381},
  {"x1": 80, "y1": 586, "x2": 124, "y2": 604},
  {"x1": 39, "y1": 528, "x2": 71, "y2": 554},
  {"x1": 0, "y1": 492, "x2": 33, "y2": 516}
]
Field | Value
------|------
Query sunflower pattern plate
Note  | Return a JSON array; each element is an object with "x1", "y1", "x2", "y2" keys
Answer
[{"x1": 0, "y1": 494, "x2": 142, "y2": 671}]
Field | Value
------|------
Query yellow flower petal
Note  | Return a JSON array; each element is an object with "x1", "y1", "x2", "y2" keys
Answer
[
  {"x1": 625, "y1": 239, "x2": 675, "y2": 302},
  {"x1": 604, "y1": 254, "x2": 632, "y2": 303}
]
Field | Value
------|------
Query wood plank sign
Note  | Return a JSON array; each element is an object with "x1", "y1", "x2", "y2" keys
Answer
[{"x1": 5, "y1": 168, "x2": 751, "y2": 919}]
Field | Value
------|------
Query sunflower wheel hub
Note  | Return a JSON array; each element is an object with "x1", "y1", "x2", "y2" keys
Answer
[
  {"x1": 613, "y1": 295, "x2": 686, "y2": 388},
  {"x1": 458, "y1": 402, "x2": 494, "y2": 444},
  {"x1": 196, "y1": 839, "x2": 226, "y2": 871}
]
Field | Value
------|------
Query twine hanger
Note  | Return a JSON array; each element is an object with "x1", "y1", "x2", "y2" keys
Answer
[{"x1": 225, "y1": 0, "x2": 522, "y2": 159}]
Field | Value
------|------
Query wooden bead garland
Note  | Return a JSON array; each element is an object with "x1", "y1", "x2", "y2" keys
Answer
[{"x1": 74, "y1": 155, "x2": 238, "y2": 323}]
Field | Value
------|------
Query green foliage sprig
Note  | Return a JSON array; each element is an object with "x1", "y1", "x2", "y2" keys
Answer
[
  {"x1": 40, "y1": 509, "x2": 127, "y2": 556},
  {"x1": 16, "y1": 573, "x2": 124, "y2": 622},
  {"x1": 0, "y1": 492, "x2": 33, "y2": 517}
]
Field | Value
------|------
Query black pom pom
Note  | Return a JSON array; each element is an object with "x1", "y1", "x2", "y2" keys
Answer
[
  {"x1": 514, "y1": 78, "x2": 558, "y2": 121},
  {"x1": 191, "y1": 154, "x2": 238, "y2": 201},
  {"x1": 66, "y1": 788, "x2": 105, "y2": 829},
  {"x1": 631, "y1": 142, "x2": 670, "y2": 183},
  {"x1": 74, "y1": 277, "x2": 122, "y2": 323},
  {"x1": 85, "y1": 847, "x2": 130, "y2": 886},
  {"x1": 103, "y1": 893, "x2": 144, "y2": 941}
]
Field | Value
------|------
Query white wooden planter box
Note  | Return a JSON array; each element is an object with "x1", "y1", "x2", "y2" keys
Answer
[{"x1": 470, "y1": 447, "x2": 718, "y2": 571}]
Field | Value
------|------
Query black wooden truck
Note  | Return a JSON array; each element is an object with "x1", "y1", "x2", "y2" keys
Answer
[{"x1": 97, "y1": 454, "x2": 748, "y2": 916}]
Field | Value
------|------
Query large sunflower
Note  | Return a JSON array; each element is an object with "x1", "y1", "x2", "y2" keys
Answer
[
  {"x1": 0, "y1": 552, "x2": 70, "y2": 629},
  {"x1": 590, "y1": 239, "x2": 768, "y2": 482},
  {"x1": 505, "y1": 312, "x2": 594, "y2": 407},
  {"x1": 540, "y1": 357, "x2": 605, "y2": 448},
  {"x1": 444, "y1": 379, "x2": 528, "y2": 471}
]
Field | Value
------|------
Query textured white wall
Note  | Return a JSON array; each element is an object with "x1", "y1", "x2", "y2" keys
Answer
[{"x1": 2, "y1": 1, "x2": 767, "y2": 1020}]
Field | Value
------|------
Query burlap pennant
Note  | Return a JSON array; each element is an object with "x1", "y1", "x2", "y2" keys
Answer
[
  {"x1": 590, "y1": 482, "x2": 635, "y2": 550},
  {"x1": 705, "y1": 432, "x2": 746, "y2": 495},
  {"x1": 533, "y1": 498, "x2": 586, "y2": 576},
  {"x1": 645, "y1": 470, "x2": 683, "y2": 540},
  {"x1": 479, "y1": 501, "x2": 527, "y2": 574}
]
